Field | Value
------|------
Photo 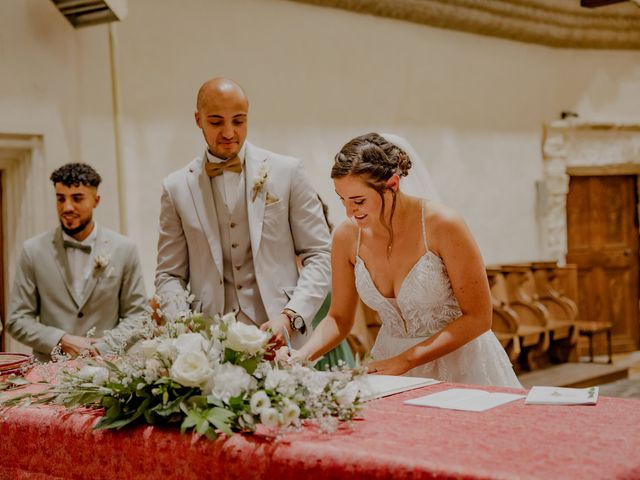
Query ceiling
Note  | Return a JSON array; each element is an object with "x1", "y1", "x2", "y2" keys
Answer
[{"x1": 287, "y1": 0, "x2": 640, "y2": 49}]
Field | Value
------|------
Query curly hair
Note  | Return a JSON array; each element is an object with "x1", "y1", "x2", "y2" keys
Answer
[
  {"x1": 331, "y1": 133, "x2": 412, "y2": 255},
  {"x1": 50, "y1": 163, "x2": 102, "y2": 188}
]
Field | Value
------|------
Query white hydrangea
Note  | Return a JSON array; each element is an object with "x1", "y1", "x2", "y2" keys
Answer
[
  {"x1": 265, "y1": 368, "x2": 297, "y2": 398},
  {"x1": 208, "y1": 363, "x2": 256, "y2": 402},
  {"x1": 77, "y1": 365, "x2": 109, "y2": 386},
  {"x1": 143, "y1": 358, "x2": 163, "y2": 383}
]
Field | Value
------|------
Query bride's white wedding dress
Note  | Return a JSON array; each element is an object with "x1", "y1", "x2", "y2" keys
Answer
[{"x1": 355, "y1": 202, "x2": 521, "y2": 388}]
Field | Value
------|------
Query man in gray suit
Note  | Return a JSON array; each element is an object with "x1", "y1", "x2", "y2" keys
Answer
[
  {"x1": 155, "y1": 78, "x2": 331, "y2": 347},
  {"x1": 7, "y1": 163, "x2": 147, "y2": 361}
]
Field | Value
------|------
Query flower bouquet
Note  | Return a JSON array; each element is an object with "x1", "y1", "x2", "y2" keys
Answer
[{"x1": 0, "y1": 311, "x2": 368, "y2": 439}]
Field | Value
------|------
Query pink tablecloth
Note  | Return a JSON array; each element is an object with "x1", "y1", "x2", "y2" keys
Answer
[{"x1": 1, "y1": 382, "x2": 639, "y2": 480}]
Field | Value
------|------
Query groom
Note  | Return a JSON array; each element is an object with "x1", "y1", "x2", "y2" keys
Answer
[
  {"x1": 155, "y1": 77, "x2": 331, "y2": 347},
  {"x1": 7, "y1": 163, "x2": 147, "y2": 361}
]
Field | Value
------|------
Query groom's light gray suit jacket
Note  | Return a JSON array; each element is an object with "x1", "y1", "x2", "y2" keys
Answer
[
  {"x1": 7, "y1": 226, "x2": 148, "y2": 361},
  {"x1": 155, "y1": 142, "x2": 332, "y2": 345}
]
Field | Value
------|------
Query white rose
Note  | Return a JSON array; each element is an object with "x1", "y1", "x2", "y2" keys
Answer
[
  {"x1": 250, "y1": 391, "x2": 271, "y2": 415},
  {"x1": 77, "y1": 365, "x2": 109, "y2": 386},
  {"x1": 208, "y1": 363, "x2": 256, "y2": 402},
  {"x1": 224, "y1": 322, "x2": 269, "y2": 355},
  {"x1": 174, "y1": 332, "x2": 206, "y2": 355},
  {"x1": 170, "y1": 351, "x2": 213, "y2": 387},
  {"x1": 259, "y1": 407, "x2": 281, "y2": 428}
]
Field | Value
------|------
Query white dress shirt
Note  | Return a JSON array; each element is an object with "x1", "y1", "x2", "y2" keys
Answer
[
  {"x1": 206, "y1": 145, "x2": 246, "y2": 211},
  {"x1": 63, "y1": 223, "x2": 98, "y2": 299}
]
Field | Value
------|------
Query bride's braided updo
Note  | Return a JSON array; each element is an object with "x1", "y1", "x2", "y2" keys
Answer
[
  {"x1": 331, "y1": 133, "x2": 412, "y2": 181},
  {"x1": 331, "y1": 133, "x2": 412, "y2": 255}
]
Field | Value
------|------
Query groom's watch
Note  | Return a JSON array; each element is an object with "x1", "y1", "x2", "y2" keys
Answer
[{"x1": 282, "y1": 308, "x2": 307, "y2": 335}]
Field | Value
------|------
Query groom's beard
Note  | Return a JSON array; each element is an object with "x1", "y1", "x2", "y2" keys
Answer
[{"x1": 60, "y1": 215, "x2": 93, "y2": 237}]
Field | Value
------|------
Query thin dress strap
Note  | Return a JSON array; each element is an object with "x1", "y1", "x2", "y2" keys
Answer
[
  {"x1": 421, "y1": 200, "x2": 429, "y2": 252},
  {"x1": 356, "y1": 228, "x2": 362, "y2": 257}
]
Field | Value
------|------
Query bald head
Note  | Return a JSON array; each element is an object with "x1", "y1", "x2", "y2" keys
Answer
[
  {"x1": 196, "y1": 77, "x2": 248, "y2": 112},
  {"x1": 195, "y1": 77, "x2": 249, "y2": 160}
]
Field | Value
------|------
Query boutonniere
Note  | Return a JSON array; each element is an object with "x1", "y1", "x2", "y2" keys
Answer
[
  {"x1": 251, "y1": 162, "x2": 269, "y2": 202},
  {"x1": 94, "y1": 251, "x2": 111, "y2": 271}
]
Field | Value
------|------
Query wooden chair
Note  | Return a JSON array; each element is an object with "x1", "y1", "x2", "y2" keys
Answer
[
  {"x1": 531, "y1": 262, "x2": 612, "y2": 364},
  {"x1": 501, "y1": 264, "x2": 578, "y2": 369},
  {"x1": 487, "y1": 267, "x2": 547, "y2": 370}
]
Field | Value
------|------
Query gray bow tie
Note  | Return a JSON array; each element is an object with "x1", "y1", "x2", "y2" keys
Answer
[{"x1": 63, "y1": 240, "x2": 92, "y2": 254}]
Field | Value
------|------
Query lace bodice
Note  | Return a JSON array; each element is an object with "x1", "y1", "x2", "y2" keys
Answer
[
  {"x1": 355, "y1": 252, "x2": 462, "y2": 338},
  {"x1": 354, "y1": 201, "x2": 462, "y2": 338}
]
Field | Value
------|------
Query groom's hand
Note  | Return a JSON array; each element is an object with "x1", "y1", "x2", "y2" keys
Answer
[
  {"x1": 260, "y1": 314, "x2": 292, "y2": 349},
  {"x1": 59, "y1": 334, "x2": 98, "y2": 358}
]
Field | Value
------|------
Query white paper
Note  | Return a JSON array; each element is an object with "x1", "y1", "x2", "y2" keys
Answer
[
  {"x1": 365, "y1": 375, "x2": 440, "y2": 399},
  {"x1": 404, "y1": 388, "x2": 525, "y2": 412},
  {"x1": 525, "y1": 386, "x2": 599, "y2": 405}
]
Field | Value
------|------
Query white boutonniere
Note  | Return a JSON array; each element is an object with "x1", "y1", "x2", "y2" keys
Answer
[
  {"x1": 252, "y1": 163, "x2": 269, "y2": 202},
  {"x1": 94, "y1": 252, "x2": 111, "y2": 271}
]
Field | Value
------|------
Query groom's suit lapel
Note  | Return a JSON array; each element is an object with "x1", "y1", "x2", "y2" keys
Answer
[
  {"x1": 244, "y1": 143, "x2": 267, "y2": 257},
  {"x1": 52, "y1": 228, "x2": 81, "y2": 307},
  {"x1": 77, "y1": 227, "x2": 106, "y2": 312},
  {"x1": 187, "y1": 153, "x2": 224, "y2": 275}
]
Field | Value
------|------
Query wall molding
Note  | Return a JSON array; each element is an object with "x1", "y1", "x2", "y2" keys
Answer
[
  {"x1": 541, "y1": 121, "x2": 640, "y2": 262},
  {"x1": 0, "y1": 133, "x2": 47, "y2": 354},
  {"x1": 289, "y1": 0, "x2": 640, "y2": 49}
]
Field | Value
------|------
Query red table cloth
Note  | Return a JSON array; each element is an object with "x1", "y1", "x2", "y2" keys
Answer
[{"x1": 1, "y1": 381, "x2": 639, "y2": 480}]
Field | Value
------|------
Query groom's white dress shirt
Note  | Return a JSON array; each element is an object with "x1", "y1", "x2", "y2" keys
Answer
[{"x1": 63, "y1": 224, "x2": 98, "y2": 299}]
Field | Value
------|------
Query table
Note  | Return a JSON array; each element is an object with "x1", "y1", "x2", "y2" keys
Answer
[{"x1": 1, "y1": 381, "x2": 639, "y2": 480}]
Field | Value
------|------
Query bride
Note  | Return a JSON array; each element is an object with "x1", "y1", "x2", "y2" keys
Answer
[{"x1": 296, "y1": 133, "x2": 521, "y2": 388}]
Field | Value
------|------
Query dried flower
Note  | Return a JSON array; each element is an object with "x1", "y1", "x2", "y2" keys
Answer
[{"x1": 251, "y1": 163, "x2": 269, "y2": 201}]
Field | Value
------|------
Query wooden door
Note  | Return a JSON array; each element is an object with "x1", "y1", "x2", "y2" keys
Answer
[{"x1": 566, "y1": 175, "x2": 640, "y2": 352}]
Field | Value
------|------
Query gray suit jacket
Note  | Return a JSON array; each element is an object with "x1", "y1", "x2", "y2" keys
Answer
[
  {"x1": 155, "y1": 142, "x2": 332, "y2": 347},
  {"x1": 7, "y1": 226, "x2": 147, "y2": 361}
]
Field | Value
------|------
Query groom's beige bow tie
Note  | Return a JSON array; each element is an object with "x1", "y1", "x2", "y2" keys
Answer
[
  {"x1": 205, "y1": 156, "x2": 242, "y2": 177},
  {"x1": 63, "y1": 240, "x2": 92, "y2": 254}
]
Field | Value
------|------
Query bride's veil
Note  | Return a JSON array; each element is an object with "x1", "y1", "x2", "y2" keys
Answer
[{"x1": 381, "y1": 133, "x2": 442, "y2": 202}]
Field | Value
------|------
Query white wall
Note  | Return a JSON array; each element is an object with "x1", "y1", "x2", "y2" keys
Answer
[
  {"x1": 0, "y1": 0, "x2": 117, "y2": 351},
  {"x1": 2, "y1": 0, "x2": 640, "y2": 304}
]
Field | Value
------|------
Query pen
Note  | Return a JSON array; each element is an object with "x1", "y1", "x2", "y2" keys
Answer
[{"x1": 282, "y1": 327, "x2": 293, "y2": 353}]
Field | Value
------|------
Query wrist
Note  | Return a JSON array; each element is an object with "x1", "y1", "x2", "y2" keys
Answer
[{"x1": 281, "y1": 308, "x2": 307, "y2": 335}]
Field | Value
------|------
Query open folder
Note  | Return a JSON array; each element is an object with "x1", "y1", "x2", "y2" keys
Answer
[{"x1": 365, "y1": 375, "x2": 440, "y2": 399}]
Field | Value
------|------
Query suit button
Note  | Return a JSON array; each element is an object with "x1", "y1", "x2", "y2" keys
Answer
[
  {"x1": 235, "y1": 265, "x2": 241, "y2": 270},
  {"x1": 78, "y1": 312, "x2": 84, "y2": 318},
  {"x1": 230, "y1": 222, "x2": 236, "y2": 228},
  {"x1": 231, "y1": 243, "x2": 238, "y2": 248},
  {"x1": 237, "y1": 285, "x2": 243, "y2": 290},
  {"x1": 219, "y1": 280, "x2": 223, "y2": 285}
]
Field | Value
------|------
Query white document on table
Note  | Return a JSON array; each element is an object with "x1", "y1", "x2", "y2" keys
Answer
[
  {"x1": 365, "y1": 375, "x2": 440, "y2": 399},
  {"x1": 525, "y1": 386, "x2": 599, "y2": 405},
  {"x1": 404, "y1": 388, "x2": 525, "y2": 412}
]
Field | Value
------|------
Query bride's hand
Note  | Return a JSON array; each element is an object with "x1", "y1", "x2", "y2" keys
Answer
[
  {"x1": 275, "y1": 346, "x2": 305, "y2": 365},
  {"x1": 367, "y1": 355, "x2": 413, "y2": 376}
]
